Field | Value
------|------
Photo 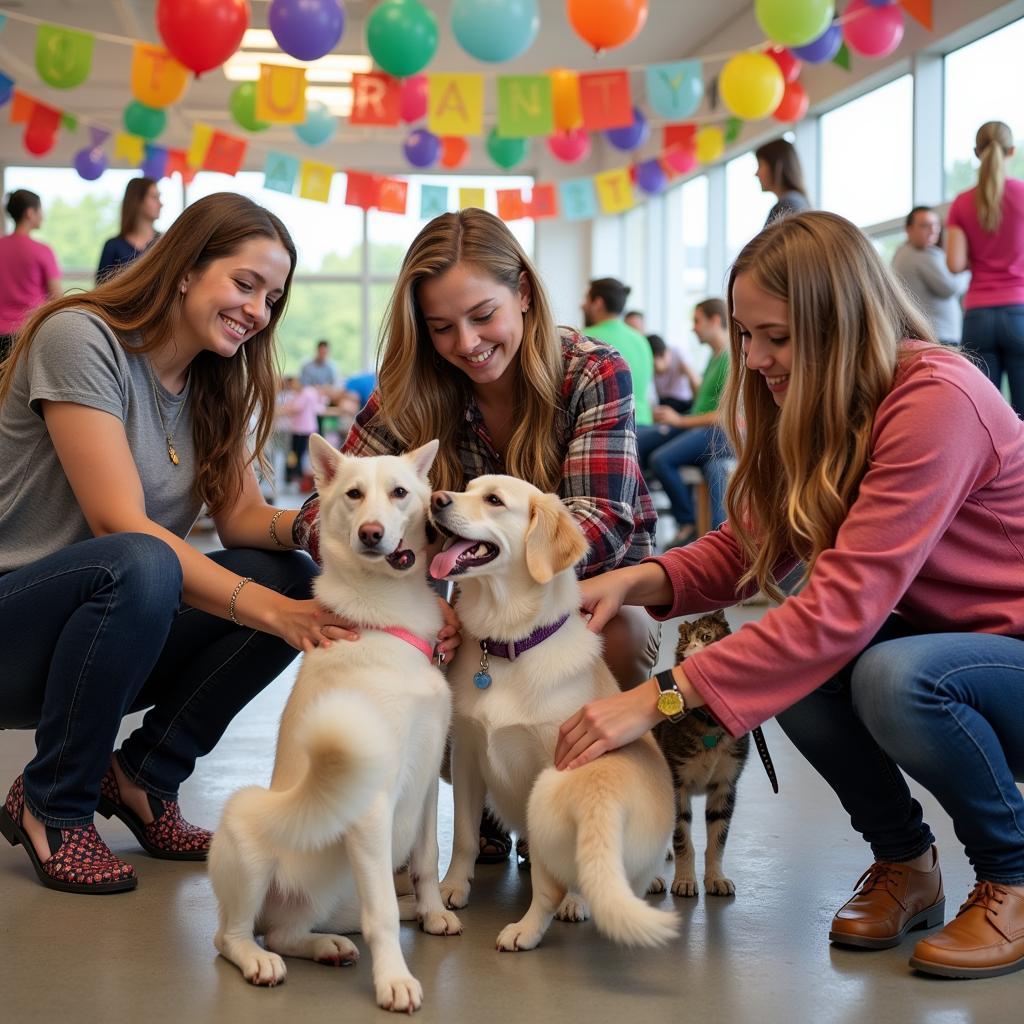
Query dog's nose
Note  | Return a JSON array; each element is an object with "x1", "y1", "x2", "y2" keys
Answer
[
  {"x1": 358, "y1": 522, "x2": 384, "y2": 547},
  {"x1": 431, "y1": 491, "x2": 452, "y2": 511}
]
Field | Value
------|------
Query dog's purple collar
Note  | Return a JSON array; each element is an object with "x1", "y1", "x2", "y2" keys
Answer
[{"x1": 479, "y1": 612, "x2": 571, "y2": 662}]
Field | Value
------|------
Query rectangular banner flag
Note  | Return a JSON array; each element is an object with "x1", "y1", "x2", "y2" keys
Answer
[
  {"x1": 143, "y1": 144, "x2": 168, "y2": 179},
  {"x1": 377, "y1": 177, "x2": 408, "y2": 215},
  {"x1": 264, "y1": 151, "x2": 301, "y2": 194},
  {"x1": 594, "y1": 168, "x2": 634, "y2": 214},
  {"x1": 10, "y1": 90, "x2": 34, "y2": 123},
  {"x1": 458, "y1": 188, "x2": 486, "y2": 211},
  {"x1": 525, "y1": 183, "x2": 558, "y2": 219},
  {"x1": 187, "y1": 123, "x2": 214, "y2": 167},
  {"x1": 428, "y1": 74, "x2": 484, "y2": 136},
  {"x1": 345, "y1": 170, "x2": 380, "y2": 209},
  {"x1": 645, "y1": 61, "x2": 703, "y2": 121},
  {"x1": 115, "y1": 131, "x2": 145, "y2": 163},
  {"x1": 578, "y1": 71, "x2": 632, "y2": 131},
  {"x1": 350, "y1": 73, "x2": 400, "y2": 126},
  {"x1": 496, "y1": 188, "x2": 526, "y2": 221},
  {"x1": 300, "y1": 160, "x2": 334, "y2": 202},
  {"x1": 420, "y1": 183, "x2": 449, "y2": 219},
  {"x1": 496, "y1": 75, "x2": 553, "y2": 138},
  {"x1": 36, "y1": 24, "x2": 94, "y2": 90},
  {"x1": 256, "y1": 63, "x2": 306, "y2": 124},
  {"x1": 558, "y1": 178, "x2": 598, "y2": 221},
  {"x1": 203, "y1": 131, "x2": 247, "y2": 175}
]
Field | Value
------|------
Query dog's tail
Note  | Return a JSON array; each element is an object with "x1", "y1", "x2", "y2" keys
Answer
[{"x1": 230, "y1": 692, "x2": 392, "y2": 854}]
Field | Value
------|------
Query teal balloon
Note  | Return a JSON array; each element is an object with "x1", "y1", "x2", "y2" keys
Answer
[
  {"x1": 367, "y1": 0, "x2": 438, "y2": 78},
  {"x1": 755, "y1": 0, "x2": 834, "y2": 47},
  {"x1": 451, "y1": 0, "x2": 539, "y2": 63},
  {"x1": 294, "y1": 102, "x2": 337, "y2": 146},
  {"x1": 123, "y1": 100, "x2": 166, "y2": 140},
  {"x1": 229, "y1": 82, "x2": 269, "y2": 132},
  {"x1": 486, "y1": 128, "x2": 527, "y2": 169},
  {"x1": 645, "y1": 60, "x2": 703, "y2": 120}
]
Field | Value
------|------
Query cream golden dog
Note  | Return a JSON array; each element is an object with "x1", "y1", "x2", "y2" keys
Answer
[
  {"x1": 208, "y1": 437, "x2": 460, "y2": 1013},
  {"x1": 430, "y1": 475, "x2": 677, "y2": 950}
]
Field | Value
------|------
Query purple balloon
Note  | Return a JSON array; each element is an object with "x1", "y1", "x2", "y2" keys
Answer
[
  {"x1": 403, "y1": 128, "x2": 441, "y2": 168},
  {"x1": 269, "y1": 0, "x2": 345, "y2": 62},
  {"x1": 791, "y1": 23, "x2": 843, "y2": 64},
  {"x1": 635, "y1": 159, "x2": 667, "y2": 195},
  {"x1": 73, "y1": 146, "x2": 108, "y2": 181},
  {"x1": 605, "y1": 107, "x2": 649, "y2": 152}
]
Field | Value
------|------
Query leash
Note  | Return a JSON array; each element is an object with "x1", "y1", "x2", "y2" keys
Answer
[{"x1": 691, "y1": 707, "x2": 779, "y2": 794}]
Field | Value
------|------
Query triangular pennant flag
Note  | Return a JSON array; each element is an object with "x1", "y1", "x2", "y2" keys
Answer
[
  {"x1": 901, "y1": 0, "x2": 932, "y2": 30},
  {"x1": 833, "y1": 42, "x2": 851, "y2": 71},
  {"x1": 89, "y1": 125, "x2": 111, "y2": 148},
  {"x1": 725, "y1": 116, "x2": 742, "y2": 144}
]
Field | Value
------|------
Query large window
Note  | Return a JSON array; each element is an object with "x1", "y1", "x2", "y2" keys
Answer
[
  {"x1": 725, "y1": 151, "x2": 775, "y2": 264},
  {"x1": 665, "y1": 175, "x2": 710, "y2": 367},
  {"x1": 820, "y1": 75, "x2": 913, "y2": 227},
  {"x1": 944, "y1": 18, "x2": 1024, "y2": 199}
]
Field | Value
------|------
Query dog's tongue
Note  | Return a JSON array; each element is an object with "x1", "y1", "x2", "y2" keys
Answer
[{"x1": 430, "y1": 537, "x2": 476, "y2": 579}]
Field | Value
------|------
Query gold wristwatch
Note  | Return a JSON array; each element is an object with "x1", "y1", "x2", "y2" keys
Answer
[{"x1": 655, "y1": 669, "x2": 687, "y2": 722}]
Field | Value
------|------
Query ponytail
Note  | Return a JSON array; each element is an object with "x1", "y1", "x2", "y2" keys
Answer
[{"x1": 974, "y1": 121, "x2": 1013, "y2": 233}]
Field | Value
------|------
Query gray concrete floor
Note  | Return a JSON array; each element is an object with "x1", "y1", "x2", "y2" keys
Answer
[{"x1": 1, "y1": 579, "x2": 1016, "y2": 1023}]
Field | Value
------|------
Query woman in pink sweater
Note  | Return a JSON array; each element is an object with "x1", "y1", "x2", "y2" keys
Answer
[{"x1": 556, "y1": 211, "x2": 1024, "y2": 980}]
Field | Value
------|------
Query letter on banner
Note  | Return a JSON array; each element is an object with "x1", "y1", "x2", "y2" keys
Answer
[
  {"x1": 645, "y1": 61, "x2": 703, "y2": 121},
  {"x1": 497, "y1": 76, "x2": 553, "y2": 138},
  {"x1": 115, "y1": 132, "x2": 145, "y2": 164},
  {"x1": 188, "y1": 123, "x2": 215, "y2": 167},
  {"x1": 578, "y1": 71, "x2": 632, "y2": 132},
  {"x1": 264, "y1": 151, "x2": 301, "y2": 194},
  {"x1": 496, "y1": 189, "x2": 525, "y2": 221},
  {"x1": 525, "y1": 183, "x2": 558, "y2": 219},
  {"x1": 203, "y1": 132, "x2": 247, "y2": 175},
  {"x1": 594, "y1": 168, "x2": 634, "y2": 214},
  {"x1": 420, "y1": 183, "x2": 449, "y2": 218},
  {"x1": 350, "y1": 73, "x2": 400, "y2": 125},
  {"x1": 558, "y1": 178, "x2": 598, "y2": 221},
  {"x1": 377, "y1": 178, "x2": 408, "y2": 214},
  {"x1": 458, "y1": 188, "x2": 486, "y2": 210},
  {"x1": 131, "y1": 44, "x2": 189, "y2": 108},
  {"x1": 35, "y1": 24, "x2": 93, "y2": 90},
  {"x1": 300, "y1": 161, "x2": 334, "y2": 203},
  {"x1": 428, "y1": 74, "x2": 484, "y2": 136},
  {"x1": 256, "y1": 64, "x2": 307, "y2": 124}
]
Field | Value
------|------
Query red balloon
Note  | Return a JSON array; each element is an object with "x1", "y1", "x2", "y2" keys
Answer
[
  {"x1": 24, "y1": 123, "x2": 57, "y2": 156},
  {"x1": 765, "y1": 45, "x2": 801, "y2": 84},
  {"x1": 773, "y1": 80, "x2": 809, "y2": 123},
  {"x1": 157, "y1": 0, "x2": 249, "y2": 76},
  {"x1": 547, "y1": 128, "x2": 591, "y2": 163},
  {"x1": 440, "y1": 136, "x2": 470, "y2": 169},
  {"x1": 400, "y1": 75, "x2": 429, "y2": 124}
]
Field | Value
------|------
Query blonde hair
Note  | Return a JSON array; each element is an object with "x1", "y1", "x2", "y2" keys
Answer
[
  {"x1": 0, "y1": 193, "x2": 296, "y2": 516},
  {"x1": 722, "y1": 211, "x2": 936, "y2": 600},
  {"x1": 975, "y1": 121, "x2": 1013, "y2": 233},
  {"x1": 374, "y1": 209, "x2": 564, "y2": 492}
]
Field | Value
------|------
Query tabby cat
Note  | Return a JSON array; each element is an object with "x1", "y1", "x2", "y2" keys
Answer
[{"x1": 651, "y1": 610, "x2": 750, "y2": 897}]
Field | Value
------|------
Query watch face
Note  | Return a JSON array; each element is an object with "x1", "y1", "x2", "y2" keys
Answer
[{"x1": 657, "y1": 690, "x2": 684, "y2": 717}]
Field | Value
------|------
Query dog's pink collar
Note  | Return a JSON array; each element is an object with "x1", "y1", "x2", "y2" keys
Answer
[{"x1": 376, "y1": 626, "x2": 436, "y2": 662}]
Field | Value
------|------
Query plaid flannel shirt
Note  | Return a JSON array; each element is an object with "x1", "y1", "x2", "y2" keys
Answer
[{"x1": 297, "y1": 328, "x2": 656, "y2": 577}]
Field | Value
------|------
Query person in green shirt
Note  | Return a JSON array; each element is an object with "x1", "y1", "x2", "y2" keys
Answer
[
  {"x1": 581, "y1": 277, "x2": 655, "y2": 425},
  {"x1": 637, "y1": 298, "x2": 732, "y2": 547}
]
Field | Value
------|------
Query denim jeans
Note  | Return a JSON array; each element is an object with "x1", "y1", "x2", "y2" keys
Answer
[
  {"x1": 776, "y1": 614, "x2": 1024, "y2": 884},
  {"x1": 647, "y1": 426, "x2": 731, "y2": 529},
  {"x1": 0, "y1": 533, "x2": 316, "y2": 826},
  {"x1": 961, "y1": 303, "x2": 1024, "y2": 417}
]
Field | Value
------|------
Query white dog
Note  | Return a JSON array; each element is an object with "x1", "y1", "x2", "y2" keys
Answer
[
  {"x1": 209, "y1": 436, "x2": 461, "y2": 1013},
  {"x1": 431, "y1": 475, "x2": 677, "y2": 950}
]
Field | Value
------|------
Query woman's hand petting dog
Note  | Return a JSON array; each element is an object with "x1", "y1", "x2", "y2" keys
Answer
[
  {"x1": 435, "y1": 597, "x2": 463, "y2": 662},
  {"x1": 269, "y1": 596, "x2": 360, "y2": 652}
]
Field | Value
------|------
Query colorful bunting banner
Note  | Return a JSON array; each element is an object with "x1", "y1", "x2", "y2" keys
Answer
[
  {"x1": 578, "y1": 71, "x2": 633, "y2": 132},
  {"x1": 645, "y1": 61, "x2": 704, "y2": 121},
  {"x1": 420, "y1": 183, "x2": 449, "y2": 219},
  {"x1": 256, "y1": 64, "x2": 307, "y2": 124},
  {"x1": 377, "y1": 177, "x2": 408, "y2": 215},
  {"x1": 428, "y1": 74, "x2": 484, "y2": 136},
  {"x1": 131, "y1": 44, "x2": 189, "y2": 109},
  {"x1": 115, "y1": 131, "x2": 145, "y2": 163},
  {"x1": 594, "y1": 168, "x2": 634, "y2": 214},
  {"x1": 350, "y1": 73, "x2": 401, "y2": 126},
  {"x1": 458, "y1": 188, "x2": 486, "y2": 210},
  {"x1": 35, "y1": 24, "x2": 93, "y2": 90},
  {"x1": 496, "y1": 75, "x2": 554, "y2": 138},
  {"x1": 525, "y1": 183, "x2": 558, "y2": 219},
  {"x1": 299, "y1": 160, "x2": 334, "y2": 202},
  {"x1": 187, "y1": 123, "x2": 214, "y2": 167},
  {"x1": 203, "y1": 131, "x2": 247, "y2": 175},
  {"x1": 496, "y1": 188, "x2": 526, "y2": 221},
  {"x1": 263, "y1": 151, "x2": 301, "y2": 194},
  {"x1": 558, "y1": 178, "x2": 598, "y2": 220}
]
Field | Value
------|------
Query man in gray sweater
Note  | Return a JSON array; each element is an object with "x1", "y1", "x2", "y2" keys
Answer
[{"x1": 892, "y1": 206, "x2": 969, "y2": 344}]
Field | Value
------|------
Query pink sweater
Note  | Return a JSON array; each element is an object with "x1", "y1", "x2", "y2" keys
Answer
[{"x1": 646, "y1": 345, "x2": 1024, "y2": 737}]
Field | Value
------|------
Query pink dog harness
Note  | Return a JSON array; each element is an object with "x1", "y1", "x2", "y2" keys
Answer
[{"x1": 376, "y1": 626, "x2": 436, "y2": 662}]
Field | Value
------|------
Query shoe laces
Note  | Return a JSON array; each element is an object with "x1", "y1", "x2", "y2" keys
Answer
[
  {"x1": 853, "y1": 862, "x2": 903, "y2": 894},
  {"x1": 958, "y1": 881, "x2": 1007, "y2": 916}
]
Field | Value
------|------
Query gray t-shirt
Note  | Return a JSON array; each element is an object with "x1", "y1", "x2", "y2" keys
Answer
[
  {"x1": 0, "y1": 309, "x2": 202, "y2": 574},
  {"x1": 891, "y1": 242, "x2": 969, "y2": 344},
  {"x1": 299, "y1": 358, "x2": 338, "y2": 388}
]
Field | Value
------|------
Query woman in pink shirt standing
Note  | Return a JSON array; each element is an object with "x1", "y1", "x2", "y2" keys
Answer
[
  {"x1": 0, "y1": 190, "x2": 61, "y2": 361},
  {"x1": 946, "y1": 121, "x2": 1024, "y2": 415},
  {"x1": 555, "y1": 211, "x2": 1024, "y2": 980}
]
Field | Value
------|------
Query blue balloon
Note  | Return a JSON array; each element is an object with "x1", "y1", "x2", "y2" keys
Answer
[
  {"x1": 294, "y1": 102, "x2": 338, "y2": 146},
  {"x1": 605, "y1": 107, "x2": 649, "y2": 152},
  {"x1": 73, "y1": 146, "x2": 108, "y2": 181},
  {"x1": 635, "y1": 159, "x2": 667, "y2": 195},
  {"x1": 269, "y1": 0, "x2": 345, "y2": 62},
  {"x1": 403, "y1": 128, "x2": 441, "y2": 168},
  {"x1": 791, "y1": 22, "x2": 843, "y2": 63},
  {"x1": 451, "y1": 0, "x2": 539, "y2": 63}
]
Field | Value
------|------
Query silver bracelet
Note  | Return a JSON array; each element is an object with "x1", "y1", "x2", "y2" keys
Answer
[
  {"x1": 229, "y1": 577, "x2": 254, "y2": 626},
  {"x1": 269, "y1": 508, "x2": 288, "y2": 548}
]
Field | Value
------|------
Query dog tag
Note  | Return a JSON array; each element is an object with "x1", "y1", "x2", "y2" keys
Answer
[
  {"x1": 702, "y1": 733, "x2": 720, "y2": 749},
  {"x1": 473, "y1": 671, "x2": 492, "y2": 690}
]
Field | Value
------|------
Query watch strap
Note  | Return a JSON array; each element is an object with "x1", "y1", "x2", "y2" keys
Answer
[{"x1": 656, "y1": 668, "x2": 681, "y2": 695}]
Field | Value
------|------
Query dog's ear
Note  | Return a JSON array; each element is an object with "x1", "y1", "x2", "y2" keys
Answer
[
  {"x1": 308, "y1": 433, "x2": 343, "y2": 490},
  {"x1": 524, "y1": 492, "x2": 589, "y2": 584},
  {"x1": 406, "y1": 439, "x2": 440, "y2": 481}
]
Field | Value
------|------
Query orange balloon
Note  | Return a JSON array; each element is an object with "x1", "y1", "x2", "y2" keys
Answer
[
  {"x1": 440, "y1": 136, "x2": 470, "y2": 169},
  {"x1": 774, "y1": 80, "x2": 809, "y2": 123},
  {"x1": 566, "y1": 0, "x2": 648, "y2": 53},
  {"x1": 549, "y1": 69, "x2": 582, "y2": 131}
]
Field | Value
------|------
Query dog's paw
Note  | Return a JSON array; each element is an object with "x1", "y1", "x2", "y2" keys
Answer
[
  {"x1": 242, "y1": 950, "x2": 287, "y2": 987},
  {"x1": 648, "y1": 876, "x2": 667, "y2": 895},
  {"x1": 420, "y1": 909, "x2": 463, "y2": 936},
  {"x1": 705, "y1": 875, "x2": 736, "y2": 897},
  {"x1": 440, "y1": 879, "x2": 471, "y2": 910},
  {"x1": 496, "y1": 921, "x2": 543, "y2": 952},
  {"x1": 375, "y1": 974, "x2": 423, "y2": 1013},
  {"x1": 671, "y1": 878, "x2": 699, "y2": 898},
  {"x1": 312, "y1": 934, "x2": 360, "y2": 965},
  {"x1": 555, "y1": 893, "x2": 590, "y2": 922}
]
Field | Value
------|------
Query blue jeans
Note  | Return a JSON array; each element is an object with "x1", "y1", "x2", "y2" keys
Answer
[
  {"x1": 647, "y1": 426, "x2": 731, "y2": 529},
  {"x1": 0, "y1": 533, "x2": 316, "y2": 826},
  {"x1": 777, "y1": 614, "x2": 1024, "y2": 884},
  {"x1": 961, "y1": 304, "x2": 1024, "y2": 417}
]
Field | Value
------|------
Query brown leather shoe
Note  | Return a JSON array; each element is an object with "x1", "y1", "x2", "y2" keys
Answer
[
  {"x1": 910, "y1": 881, "x2": 1024, "y2": 978},
  {"x1": 829, "y1": 847, "x2": 944, "y2": 949}
]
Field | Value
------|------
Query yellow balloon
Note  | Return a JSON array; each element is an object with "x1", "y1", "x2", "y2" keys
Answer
[
  {"x1": 696, "y1": 125, "x2": 725, "y2": 163},
  {"x1": 719, "y1": 52, "x2": 785, "y2": 121},
  {"x1": 131, "y1": 44, "x2": 189, "y2": 109},
  {"x1": 549, "y1": 68, "x2": 582, "y2": 131}
]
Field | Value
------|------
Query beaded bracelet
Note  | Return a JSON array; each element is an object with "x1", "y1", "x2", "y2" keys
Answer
[
  {"x1": 229, "y1": 577, "x2": 254, "y2": 626},
  {"x1": 269, "y1": 508, "x2": 288, "y2": 548}
]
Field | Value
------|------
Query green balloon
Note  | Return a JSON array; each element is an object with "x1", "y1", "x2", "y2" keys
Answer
[
  {"x1": 123, "y1": 100, "x2": 166, "y2": 141},
  {"x1": 230, "y1": 83, "x2": 269, "y2": 133},
  {"x1": 367, "y1": 0, "x2": 438, "y2": 78},
  {"x1": 486, "y1": 128, "x2": 528, "y2": 170},
  {"x1": 755, "y1": 0, "x2": 834, "y2": 47}
]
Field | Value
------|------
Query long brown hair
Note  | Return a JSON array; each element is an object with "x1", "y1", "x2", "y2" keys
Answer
[
  {"x1": 1, "y1": 192, "x2": 296, "y2": 516},
  {"x1": 722, "y1": 211, "x2": 935, "y2": 599},
  {"x1": 754, "y1": 138, "x2": 808, "y2": 199},
  {"x1": 120, "y1": 176, "x2": 157, "y2": 237},
  {"x1": 974, "y1": 120, "x2": 1013, "y2": 233},
  {"x1": 374, "y1": 208, "x2": 564, "y2": 492}
]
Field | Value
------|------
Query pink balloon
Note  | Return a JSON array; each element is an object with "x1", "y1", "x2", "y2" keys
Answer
[
  {"x1": 400, "y1": 75, "x2": 428, "y2": 124},
  {"x1": 546, "y1": 128, "x2": 591, "y2": 163},
  {"x1": 843, "y1": 0, "x2": 904, "y2": 58}
]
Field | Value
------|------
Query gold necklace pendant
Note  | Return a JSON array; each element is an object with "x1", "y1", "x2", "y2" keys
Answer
[{"x1": 167, "y1": 440, "x2": 180, "y2": 466}]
